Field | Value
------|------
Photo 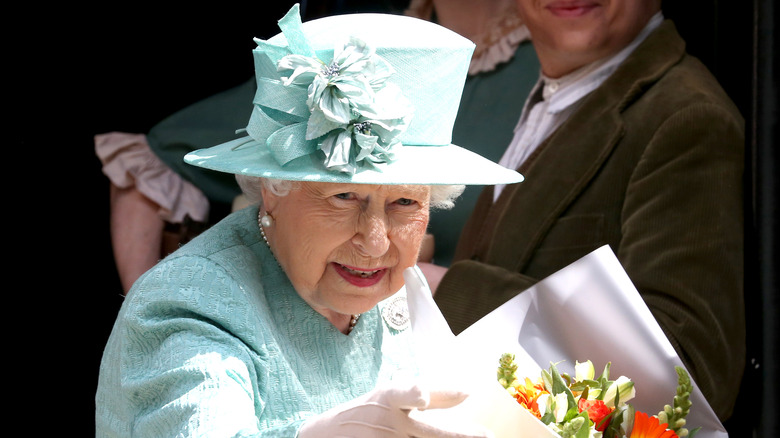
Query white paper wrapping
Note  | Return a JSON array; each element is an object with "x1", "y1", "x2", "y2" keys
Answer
[{"x1": 405, "y1": 245, "x2": 728, "y2": 437}]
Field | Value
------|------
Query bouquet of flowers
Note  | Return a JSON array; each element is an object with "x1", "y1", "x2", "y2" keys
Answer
[{"x1": 496, "y1": 353, "x2": 699, "y2": 438}]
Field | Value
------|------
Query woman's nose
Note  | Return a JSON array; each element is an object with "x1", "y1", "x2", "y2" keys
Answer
[{"x1": 352, "y1": 213, "x2": 391, "y2": 258}]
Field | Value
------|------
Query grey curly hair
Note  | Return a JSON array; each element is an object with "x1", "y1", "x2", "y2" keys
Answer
[{"x1": 235, "y1": 175, "x2": 464, "y2": 210}]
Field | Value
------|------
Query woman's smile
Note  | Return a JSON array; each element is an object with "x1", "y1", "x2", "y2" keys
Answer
[{"x1": 333, "y1": 263, "x2": 388, "y2": 286}]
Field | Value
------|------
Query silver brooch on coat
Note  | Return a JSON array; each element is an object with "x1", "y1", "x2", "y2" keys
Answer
[{"x1": 382, "y1": 295, "x2": 410, "y2": 331}]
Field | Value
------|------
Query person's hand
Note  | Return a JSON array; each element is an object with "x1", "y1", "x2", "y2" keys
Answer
[{"x1": 297, "y1": 381, "x2": 492, "y2": 437}]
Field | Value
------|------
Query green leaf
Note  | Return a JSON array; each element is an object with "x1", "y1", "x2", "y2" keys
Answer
[
  {"x1": 574, "y1": 413, "x2": 592, "y2": 438},
  {"x1": 598, "y1": 362, "x2": 612, "y2": 381},
  {"x1": 595, "y1": 362, "x2": 612, "y2": 401},
  {"x1": 558, "y1": 413, "x2": 591, "y2": 438},
  {"x1": 604, "y1": 405, "x2": 631, "y2": 438},
  {"x1": 541, "y1": 411, "x2": 555, "y2": 425},
  {"x1": 542, "y1": 368, "x2": 554, "y2": 393},
  {"x1": 563, "y1": 406, "x2": 580, "y2": 423},
  {"x1": 549, "y1": 363, "x2": 577, "y2": 412},
  {"x1": 569, "y1": 379, "x2": 600, "y2": 392}
]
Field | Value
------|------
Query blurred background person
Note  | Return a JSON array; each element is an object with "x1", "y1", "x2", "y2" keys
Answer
[{"x1": 427, "y1": 0, "x2": 747, "y2": 424}]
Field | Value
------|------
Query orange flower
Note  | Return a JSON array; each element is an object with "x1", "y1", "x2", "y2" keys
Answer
[
  {"x1": 578, "y1": 398, "x2": 613, "y2": 431},
  {"x1": 630, "y1": 411, "x2": 679, "y2": 438},
  {"x1": 513, "y1": 377, "x2": 549, "y2": 418}
]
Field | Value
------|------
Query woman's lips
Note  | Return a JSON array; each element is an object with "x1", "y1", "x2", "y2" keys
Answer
[
  {"x1": 333, "y1": 263, "x2": 387, "y2": 287},
  {"x1": 546, "y1": 1, "x2": 600, "y2": 17}
]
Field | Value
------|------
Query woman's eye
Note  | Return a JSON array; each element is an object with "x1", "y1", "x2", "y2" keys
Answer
[
  {"x1": 395, "y1": 198, "x2": 415, "y2": 206},
  {"x1": 334, "y1": 193, "x2": 354, "y2": 200}
]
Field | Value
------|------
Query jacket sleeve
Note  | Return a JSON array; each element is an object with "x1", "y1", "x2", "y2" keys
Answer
[
  {"x1": 618, "y1": 102, "x2": 745, "y2": 420},
  {"x1": 436, "y1": 259, "x2": 538, "y2": 333},
  {"x1": 435, "y1": 101, "x2": 746, "y2": 421},
  {"x1": 110, "y1": 255, "x2": 304, "y2": 437}
]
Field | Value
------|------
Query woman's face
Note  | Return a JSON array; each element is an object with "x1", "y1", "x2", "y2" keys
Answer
[{"x1": 262, "y1": 181, "x2": 431, "y2": 320}]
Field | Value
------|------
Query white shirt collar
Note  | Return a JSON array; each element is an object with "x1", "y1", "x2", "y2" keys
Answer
[{"x1": 539, "y1": 11, "x2": 664, "y2": 114}]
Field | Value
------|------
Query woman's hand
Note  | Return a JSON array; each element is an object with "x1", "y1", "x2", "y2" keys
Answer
[{"x1": 298, "y1": 381, "x2": 492, "y2": 437}]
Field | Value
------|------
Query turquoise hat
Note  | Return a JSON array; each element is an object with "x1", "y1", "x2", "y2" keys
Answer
[{"x1": 184, "y1": 4, "x2": 524, "y2": 186}]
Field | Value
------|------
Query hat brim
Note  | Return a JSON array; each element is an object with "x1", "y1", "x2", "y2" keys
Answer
[{"x1": 184, "y1": 137, "x2": 523, "y2": 186}]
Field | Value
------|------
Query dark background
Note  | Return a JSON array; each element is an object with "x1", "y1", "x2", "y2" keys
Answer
[{"x1": 11, "y1": 0, "x2": 775, "y2": 435}]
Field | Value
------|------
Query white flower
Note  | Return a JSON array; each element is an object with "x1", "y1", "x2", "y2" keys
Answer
[
  {"x1": 602, "y1": 376, "x2": 636, "y2": 408},
  {"x1": 539, "y1": 392, "x2": 571, "y2": 424},
  {"x1": 575, "y1": 360, "x2": 595, "y2": 382}
]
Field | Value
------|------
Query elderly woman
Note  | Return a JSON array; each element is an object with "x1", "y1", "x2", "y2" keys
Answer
[{"x1": 96, "y1": 5, "x2": 522, "y2": 437}]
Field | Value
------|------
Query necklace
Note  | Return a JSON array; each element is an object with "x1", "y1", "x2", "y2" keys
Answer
[{"x1": 258, "y1": 210, "x2": 361, "y2": 334}]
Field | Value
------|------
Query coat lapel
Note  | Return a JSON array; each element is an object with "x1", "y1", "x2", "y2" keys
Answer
[
  {"x1": 480, "y1": 100, "x2": 625, "y2": 270},
  {"x1": 474, "y1": 20, "x2": 686, "y2": 272}
]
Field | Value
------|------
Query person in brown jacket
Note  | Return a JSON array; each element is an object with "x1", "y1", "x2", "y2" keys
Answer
[{"x1": 425, "y1": 0, "x2": 745, "y2": 422}]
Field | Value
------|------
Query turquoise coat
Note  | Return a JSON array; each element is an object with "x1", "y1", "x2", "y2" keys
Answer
[{"x1": 96, "y1": 206, "x2": 416, "y2": 436}]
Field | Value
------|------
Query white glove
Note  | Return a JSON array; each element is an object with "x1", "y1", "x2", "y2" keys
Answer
[{"x1": 297, "y1": 381, "x2": 492, "y2": 438}]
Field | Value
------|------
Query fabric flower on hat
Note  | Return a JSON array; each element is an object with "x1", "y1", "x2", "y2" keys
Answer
[{"x1": 277, "y1": 36, "x2": 413, "y2": 173}]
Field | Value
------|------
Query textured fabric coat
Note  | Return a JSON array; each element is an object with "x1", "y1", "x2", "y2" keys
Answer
[
  {"x1": 434, "y1": 21, "x2": 745, "y2": 421},
  {"x1": 96, "y1": 206, "x2": 416, "y2": 437}
]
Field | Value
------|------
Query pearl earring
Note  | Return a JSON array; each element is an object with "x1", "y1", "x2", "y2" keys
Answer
[{"x1": 260, "y1": 213, "x2": 274, "y2": 228}]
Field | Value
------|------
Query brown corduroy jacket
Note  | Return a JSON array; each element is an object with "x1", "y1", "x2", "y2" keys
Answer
[{"x1": 434, "y1": 20, "x2": 745, "y2": 421}]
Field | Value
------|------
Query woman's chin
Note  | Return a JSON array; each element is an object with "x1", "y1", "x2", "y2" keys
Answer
[
  {"x1": 338, "y1": 285, "x2": 398, "y2": 314},
  {"x1": 337, "y1": 282, "x2": 403, "y2": 314}
]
